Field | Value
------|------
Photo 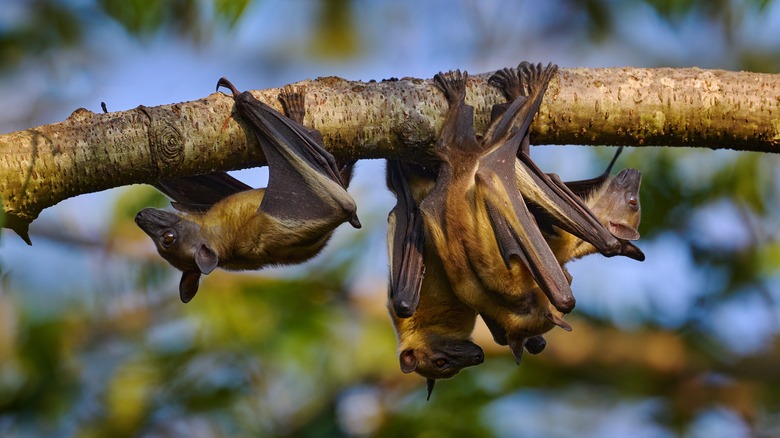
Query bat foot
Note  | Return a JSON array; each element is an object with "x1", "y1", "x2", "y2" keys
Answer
[
  {"x1": 278, "y1": 85, "x2": 307, "y2": 124},
  {"x1": 518, "y1": 62, "x2": 558, "y2": 96},
  {"x1": 488, "y1": 67, "x2": 522, "y2": 100},
  {"x1": 433, "y1": 69, "x2": 468, "y2": 104}
]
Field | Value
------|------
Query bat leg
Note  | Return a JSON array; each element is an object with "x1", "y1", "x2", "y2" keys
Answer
[
  {"x1": 386, "y1": 160, "x2": 425, "y2": 318},
  {"x1": 432, "y1": 70, "x2": 481, "y2": 156}
]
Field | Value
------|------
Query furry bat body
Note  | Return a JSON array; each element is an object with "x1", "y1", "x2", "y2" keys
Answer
[
  {"x1": 402, "y1": 62, "x2": 644, "y2": 365},
  {"x1": 136, "y1": 81, "x2": 360, "y2": 303},
  {"x1": 389, "y1": 154, "x2": 643, "y2": 376},
  {"x1": 387, "y1": 160, "x2": 483, "y2": 400},
  {"x1": 418, "y1": 64, "x2": 576, "y2": 346},
  {"x1": 484, "y1": 157, "x2": 643, "y2": 362}
]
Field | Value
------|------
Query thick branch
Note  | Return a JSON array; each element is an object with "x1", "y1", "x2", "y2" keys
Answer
[{"x1": 1, "y1": 67, "x2": 778, "y2": 240}]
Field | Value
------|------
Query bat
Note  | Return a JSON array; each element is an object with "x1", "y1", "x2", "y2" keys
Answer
[
  {"x1": 483, "y1": 158, "x2": 644, "y2": 362},
  {"x1": 419, "y1": 63, "x2": 576, "y2": 319},
  {"x1": 488, "y1": 66, "x2": 629, "y2": 261},
  {"x1": 386, "y1": 159, "x2": 483, "y2": 400},
  {"x1": 135, "y1": 80, "x2": 360, "y2": 303},
  {"x1": 414, "y1": 62, "x2": 575, "y2": 368},
  {"x1": 388, "y1": 144, "x2": 642, "y2": 386},
  {"x1": 419, "y1": 62, "x2": 644, "y2": 364}
]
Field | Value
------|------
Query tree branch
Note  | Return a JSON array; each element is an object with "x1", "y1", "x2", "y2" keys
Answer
[{"x1": 1, "y1": 67, "x2": 778, "y2": 242}]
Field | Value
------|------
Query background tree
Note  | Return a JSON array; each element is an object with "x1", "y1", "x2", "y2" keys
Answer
[{"x1": 0, "y1": 1, "x2": 778, "y2": 437}]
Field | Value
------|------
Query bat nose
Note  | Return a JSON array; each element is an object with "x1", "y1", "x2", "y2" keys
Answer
[
  {"x1": 475, "y1": 350, "x2": 485, "y2": 363},
  {"x1": 134, "y1": 210, "x2": 147, "y2": 226}
]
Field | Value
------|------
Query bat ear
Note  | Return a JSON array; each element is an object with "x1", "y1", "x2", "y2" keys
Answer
[
  {"x1": 399, "y1": 349, "x2": 418, "y2": 373},
  {"x1": 195, "y1": 244, "x2": 219, "y2": 274},
  {"x1": 179, "y1": 270, "x2": 201, "y2": 303},
  {"x1": 607, "y1": 221, "x2": 640, "y2": 241},
  {"x1": 507, "y1": 336, "x2": 525, "y2": 365}
]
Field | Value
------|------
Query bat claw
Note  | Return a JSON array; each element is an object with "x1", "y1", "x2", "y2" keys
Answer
[
  {"x1": 216, "y1": 77, "x2": 241, "y2": 97},
  {"x1": 348, "y1": 214, "x2": 362, "y2": 229},
  {"x1": 278, "y1": 85, "x2": 307, "y2": 124},
  {"x1": 488, "y1": 67, "x2": 522, "y2": 100},
  {"x1": 433, "y1": 69, "x2": 468, "y2": 104},
  {"x1": 546, "y1": 312, "x2": 573, "y2": 331}
]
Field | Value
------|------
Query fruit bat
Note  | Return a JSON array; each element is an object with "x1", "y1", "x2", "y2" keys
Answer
[
  {"x1": 135, "y1": 80, "x2": 360, "y2": 303},
  {"x1": 417, "y1": 62, "x2": 646, "y2": 364},
  {"x1": 419, "y1": 63, "x2": 576, "y2": 320},
  {"x1": 390, "y1": 150, "x2": 643, "y2": 370},
  {"x1": 386, "y1": 159, "x2": 483, "y2": 400},
  {"x1": 483, "y1": 157, "x2": 644, "y2": 363},
  {"x1": 487, "y1": 66, "x2": 631, "y2": 262}
]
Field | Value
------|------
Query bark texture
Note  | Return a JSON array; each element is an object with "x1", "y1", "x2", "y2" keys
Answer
[{"x1": 1, "y1": 67, "x2": 778, "y2": 242}]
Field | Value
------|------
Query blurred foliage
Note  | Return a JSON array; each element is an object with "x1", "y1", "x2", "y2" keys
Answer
[{"x1": 1, "y1": 0, "x2": 780, "y2": 436}]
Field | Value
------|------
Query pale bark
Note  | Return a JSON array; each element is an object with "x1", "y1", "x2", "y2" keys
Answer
[{"x1": 1, "y1": 67, "x2": 778, "y2": 242}]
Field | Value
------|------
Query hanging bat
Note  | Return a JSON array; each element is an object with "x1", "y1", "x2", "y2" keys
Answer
[
  {"x1": 483, "y1": 157, "x2": 644, "y2": 363},
  {"x1": 419, "y1": 62, "x2": 575, "y2": 321},
  {"x1": 487, "y1": 66, "x2": 632, "y2": 262},
  {"x1": 135, "y1": 81, "x2": 361, "y2": 303},
  {"x1": 394, "y1": 151, "x2": 643, "y2": 368},
  {"x1": 386, "y1": 159, "x2": 483, "y2": 400}
]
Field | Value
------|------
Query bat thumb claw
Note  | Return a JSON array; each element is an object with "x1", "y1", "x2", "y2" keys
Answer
[
  {"x1": 546, "y1": 313, "x2": 573, "y2": 332},
  {"x1": 348, "y1": 214, "x2": 362, "y2": 229},
  {"x1": 216, "y1": 77, "x2": 240, "y2": 97}
]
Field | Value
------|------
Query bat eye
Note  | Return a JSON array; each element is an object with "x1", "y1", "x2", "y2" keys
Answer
[
  {"x1": 161, "y1": 230, "x2": 176, "y2": 247},
  {"x1": 627, "y1": 193, "x2": 638, "y2": 208},
  {"x1": 433, "y1": 358, "x2": 449, "y2": 369}
]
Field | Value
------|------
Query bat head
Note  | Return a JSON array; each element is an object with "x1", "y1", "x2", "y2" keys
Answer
[
  {"x1": 399, "y1": 335, "x2": 484, "y2": 399},
  {"x1": 135, "y1": 208, "x2": 219, "y2": 302},
  {"x1": 590, "y1": 168, "x2": 642, "y2": 241}
]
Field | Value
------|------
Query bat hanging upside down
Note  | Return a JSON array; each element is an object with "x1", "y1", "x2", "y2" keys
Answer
[
  {"x1": 386, "y1": 159, "x2": 484, "y2": 400},
  {"x1": 135, "y1": 79, "x2": 361, "y2": 303},
  {"x1": 387, "y1": 145, "x2": 643, "y2": 396},
  {"x1": 410, "y1": 62, "x2": 644, "y2": 367}
]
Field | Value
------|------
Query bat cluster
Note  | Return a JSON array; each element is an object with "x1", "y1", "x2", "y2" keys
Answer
[{"x1": 135, "y1": 62, "x2": 644, "y2": 399}]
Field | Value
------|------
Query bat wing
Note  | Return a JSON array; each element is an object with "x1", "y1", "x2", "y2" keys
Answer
[
  {"x1": 154, "y1": 173, "x2": 253, "y2": 213},
  {"x1": 386, "y1": 160, "x2": 425, "y2": 318},
  {"x1": 516, "y1": 151, "x2": 621, "y2": 256},
  {"x1": 222, "y1": 81, "x2": 358, "y2": 226},
  {"x1": 475, "y1": 168, "x2": 575, "y2": 313}
]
